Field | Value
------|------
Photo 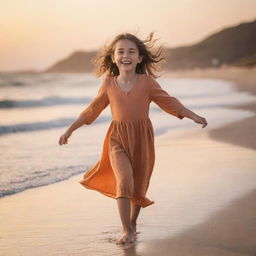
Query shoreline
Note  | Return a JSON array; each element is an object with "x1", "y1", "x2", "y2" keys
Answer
[
  {"x1": 164, "y1": 66, "x2": 256, "y2": 150},
  {"x1": 164, "y1": 66, "x2": 256, "y2": 96}
]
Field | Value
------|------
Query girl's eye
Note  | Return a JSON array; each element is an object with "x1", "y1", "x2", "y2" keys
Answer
[{"x1": 117, "y1": 51, "x2": 135, "y2": 54}]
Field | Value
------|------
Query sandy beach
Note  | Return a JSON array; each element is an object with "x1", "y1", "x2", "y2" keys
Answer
[{"x1": 0, "y1": 67, "x2": 256, "y2": 256}]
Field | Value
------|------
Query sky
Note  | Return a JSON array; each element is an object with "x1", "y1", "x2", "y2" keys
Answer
[{"x1": 0, "y1": 0, "x2": 255, "y2": 71}]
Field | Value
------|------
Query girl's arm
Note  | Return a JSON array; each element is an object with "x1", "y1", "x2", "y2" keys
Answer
[
  {"x1": 58, "y1": 115, "x2": 86, "y2": 146},
  {"x1": 149, "y1": 76, "x2": 208, "y2": 128},
  {"x1": 179, "y1": 107, "x2": 208, "y2": 128},
  {"x1": 58, "y1": 77, "x2": 110, "y2": 146}
]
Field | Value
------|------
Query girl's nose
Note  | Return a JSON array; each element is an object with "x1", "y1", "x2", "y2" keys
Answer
[{"x1": 123, "y1": 52, "x2": 129, "y2": 57}]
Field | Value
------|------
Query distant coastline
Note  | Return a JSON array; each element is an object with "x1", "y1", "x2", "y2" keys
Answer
[{"x1": 2, "y1": 19, "x2": 255, "y2": 74}]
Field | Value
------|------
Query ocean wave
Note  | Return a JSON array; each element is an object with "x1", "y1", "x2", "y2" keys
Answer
[
  {"x1": 0, "y1": 116, "x2": 111, "y2": 135},
  {"x1": 0, "y1": 165, "x2": 88, "y2": 198},
  {"x1": 0, "y1": 91, "x2": 229, "y2": 109},
  {"x1": 0, "y1": 96, "x2": 91, "y2": 108}
]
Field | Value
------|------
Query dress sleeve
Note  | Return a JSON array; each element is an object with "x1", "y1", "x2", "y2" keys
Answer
[
  {"x1": 79, "y1": 77, "x2": 110, "y2": 125},
  {"x1": 149, "y1": 76, "x2": 185, "y2": 119}
]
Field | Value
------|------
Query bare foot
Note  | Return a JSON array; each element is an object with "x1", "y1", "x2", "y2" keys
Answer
[{"x1": 116, "y1": 230, "x2": 135, "y2": 244}]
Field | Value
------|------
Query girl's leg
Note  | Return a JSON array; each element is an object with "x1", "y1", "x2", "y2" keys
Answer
[
  {"x1": 116, "y1": 197, "x2": 134, "y2": 244},
  {"x1": 117, "y1": 197, "x2": 132, "y2": 232},
  {"x1": 130, "y1": 202, "x2": 141, "y2": 232},
  {"x1": 109, "y1": 145, "x2": 135, "y2": 244}
]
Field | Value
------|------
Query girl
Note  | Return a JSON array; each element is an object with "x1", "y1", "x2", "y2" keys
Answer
[{"x1": 58, "y1": 32, "x2": 208, "y2": 245}]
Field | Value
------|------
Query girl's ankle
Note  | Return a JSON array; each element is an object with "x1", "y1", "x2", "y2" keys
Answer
[{"x1": 122, "y1": 226, "x2": 133, "y2": 233}]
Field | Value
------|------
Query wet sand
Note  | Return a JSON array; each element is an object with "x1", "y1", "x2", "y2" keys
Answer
[
  {"x1": 0, "y1": 67, "x2": 256, "y2": 256},
  {"x1": 140, "y1": 188, "x2": 256, "y2": 256},
  {"x1": 139, "y1": 129, "x2": 256, "y2": 256}
]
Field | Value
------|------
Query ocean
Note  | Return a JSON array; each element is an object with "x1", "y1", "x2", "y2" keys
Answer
[{"x1": 0, "y1": 72, "x2": 255, "y2": 198}]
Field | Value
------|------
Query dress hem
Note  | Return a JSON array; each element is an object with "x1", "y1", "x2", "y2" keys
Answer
[{"x1": 79, "y1": 180, "x2": 154, "y2": 208}]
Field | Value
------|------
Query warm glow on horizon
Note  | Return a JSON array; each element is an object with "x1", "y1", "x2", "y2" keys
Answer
[{"x1": 0, "y1": 0, "x2": 255, "y2": 71}]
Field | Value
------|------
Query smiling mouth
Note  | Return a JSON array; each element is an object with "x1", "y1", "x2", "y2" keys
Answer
[{"x1": 121, "y1": 61, "x2": 132, "y2": 65}]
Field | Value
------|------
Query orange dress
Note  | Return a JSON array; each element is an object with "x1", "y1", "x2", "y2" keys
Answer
[{"x1": 79, "y1": 74, "x2": 185, "y2": 208}]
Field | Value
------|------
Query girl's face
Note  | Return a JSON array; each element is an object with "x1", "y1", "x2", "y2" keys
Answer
[{"x1": 112, "y1": 39, "x2": 143, "y2": 74}]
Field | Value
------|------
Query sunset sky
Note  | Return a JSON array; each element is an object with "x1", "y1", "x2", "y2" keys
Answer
[{"x1": 0, "y1": 0, "x2": 255, "y2": 71}]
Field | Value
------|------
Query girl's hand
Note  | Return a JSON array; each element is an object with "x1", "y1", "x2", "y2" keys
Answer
[
  {"x1": 58, "y1": 131, "x2": 72, "y2": 146},
  {"x1": 193, "y1": 115, "x2": 208, "y2": 128}
]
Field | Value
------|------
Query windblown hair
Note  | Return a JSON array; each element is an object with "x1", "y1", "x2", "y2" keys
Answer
[{"x1": 92, "y1": 32, "x2": 166, "y2": 78}]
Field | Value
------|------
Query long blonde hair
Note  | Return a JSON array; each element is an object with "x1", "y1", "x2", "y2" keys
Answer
[{"x1": 93, "y1": 32, "x2": 166, "y2": 78}]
